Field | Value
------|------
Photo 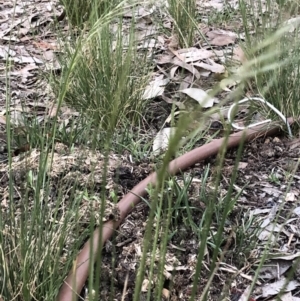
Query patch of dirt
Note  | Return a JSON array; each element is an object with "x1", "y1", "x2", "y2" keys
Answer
[
  {"x1": 85, "y1": 134, "x2": 300, "y2": 301},
  {"x1": 0, "y1": 142, "x2": 152, "y2": 265},
  {"x1": 1, "y1": 0, "x2": 300, "y2": 300}
]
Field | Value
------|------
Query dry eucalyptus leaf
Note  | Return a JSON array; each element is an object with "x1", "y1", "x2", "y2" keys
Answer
[
  {"x1": 180, "y1": 88, "x2": 215, "y2": 108},
  {"x1": 206, "y1": 29, "x2": 237, "y2": 46},
  {"x1": 233, "y1": 45, "x2": 246, "y2": 63},
  {"x1": 293, "y1": 207, "x2": 300, "y2": 216},
  {"x1": 0, "y1": 115, "x2": 6, "y2": 125},
  {"x1": 259, "y1": 260, "x2": 292, "y2": 281},
  {"x1": 206, "y1": 29, "x2": 238, "y2": 39},
  {"x1": 210, "y1": 35, "x2": 236, "y2": 46},
  {"x1": 142, "y1": 76, "x2": 169, "y2": 100},
  {"x1": 153, "y1": 127, "x2": 176, "y2": 154},
  {"x1": 260, "y1": 278, "x2": 300, "y2": 298},
  {"x1": 176, "y1": 47, "x2": 214, "y2": 62},
  {"x1": 172, "y1": 57, "x2": 201, "y2": 79},
  {"x1": 194, "y1": 61, "x2": 225, "y2": 73},
  {"x1": 279, "y1": 292, "x2": 299, "y2": 301}
]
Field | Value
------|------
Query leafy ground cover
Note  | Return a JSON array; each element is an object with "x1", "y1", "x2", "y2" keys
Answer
[{"x1": 1, "y1": 0, "x2": 300, "y2": 300}]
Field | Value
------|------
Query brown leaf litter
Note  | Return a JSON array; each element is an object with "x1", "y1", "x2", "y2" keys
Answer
[
  {"x1": 95, "y1": 135, "x2": 300, "y2": 301},
  {"x1": 0, "y1": 142, "x2": 151, "y2": 268},
  {"x1": 1, "y1": 0, "x2": 300, "y2": 300}
]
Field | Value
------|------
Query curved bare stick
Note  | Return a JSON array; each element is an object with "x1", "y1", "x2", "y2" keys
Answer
[{"x1": 57, "y1": 119, "x2": 294, "y2": 301}]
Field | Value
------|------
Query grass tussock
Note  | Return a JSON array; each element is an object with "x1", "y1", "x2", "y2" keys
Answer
[
  {"x1": 167, "y1": 0, "x2": 197, "y2": 47},
  {"x1": 239, "y1": 0, "x2": 300, "y2": 123},
  {"x1": 59, "y1": 0, "x2": 122, "y2": 27},
  {"x1": 2, "y1": 0, "x2": 300, "y2": 300},
  {"x1": 61, "y1": 24, "x2": 150, "y2": 134}
]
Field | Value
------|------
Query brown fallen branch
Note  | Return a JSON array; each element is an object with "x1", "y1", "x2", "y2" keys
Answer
[{"x1": 57, "y1": 118, "x2": 294, "y2": 301}]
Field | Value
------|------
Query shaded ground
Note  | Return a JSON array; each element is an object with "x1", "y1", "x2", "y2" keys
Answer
[
  {"x1": 92, "y1": 134, "x2": 300, "y2": 300},
  {"x1": 1, "y1": 0, "x2": 300, "y2": 301}
]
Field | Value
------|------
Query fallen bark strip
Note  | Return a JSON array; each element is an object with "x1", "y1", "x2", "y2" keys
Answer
[{"x1": 57, "y1": 118, "x2": 294, "y2": 301}]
